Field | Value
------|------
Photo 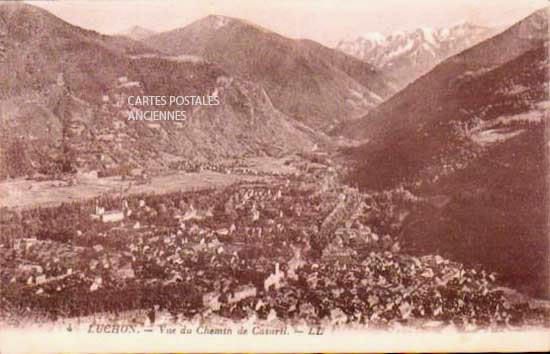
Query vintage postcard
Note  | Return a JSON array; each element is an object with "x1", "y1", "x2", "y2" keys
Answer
[{"x1": 0, "y1": 0, "x2": 549, "y2": 352}]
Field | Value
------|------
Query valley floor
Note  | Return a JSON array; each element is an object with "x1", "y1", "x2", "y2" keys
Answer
[{"x1": 0, "y1": 156, "x2": 296, "y2": 210}]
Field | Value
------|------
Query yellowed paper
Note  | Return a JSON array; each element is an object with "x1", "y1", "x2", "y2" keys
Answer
[{"x1": 0, "y1": 0, "x2": 549, "y2": 352}]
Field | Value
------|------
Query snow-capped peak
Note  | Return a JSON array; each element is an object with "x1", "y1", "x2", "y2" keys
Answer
[
  {"x1": 419, "y1": 27, "x2": 436, "y2": 45},
  {"x1": 391, "y1": 30, "x2": 407, "y2": 38},
  {"x1": 439, "y1": 27, "x2": 451, "y2": 39},
  {"x1": 360, "y1": 32, "x2": 386, "y2": 45},
  {"x1": 450, "y1": 19, "x2": 469, "y2": 28},
  {"x1": 336, "y1": 22, "x2": 493, "y2": 89}
]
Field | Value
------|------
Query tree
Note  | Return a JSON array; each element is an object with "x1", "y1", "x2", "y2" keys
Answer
[
  {"x1": 4, "y1": 139, "x2": 32, "y2": 178},
  {"x1": 56, "y1": 141, "x2": 76, "y2": 173}
]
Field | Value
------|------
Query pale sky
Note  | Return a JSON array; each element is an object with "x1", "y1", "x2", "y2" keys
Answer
[{"x1": 27, "y1": 0, "x2": 548, "y2": 46}]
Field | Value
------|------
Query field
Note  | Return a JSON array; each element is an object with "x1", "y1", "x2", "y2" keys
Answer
[{"x1": 0, "y1": 156, "x2": 299, "y2": 210}]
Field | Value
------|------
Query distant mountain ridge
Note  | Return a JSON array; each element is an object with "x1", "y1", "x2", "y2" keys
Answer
[
  {"x1": 336, "y1": 22, "x2": 495, "y2": 89},
  {"x1": 143, "y1": 15, "x2": 397, "y2": 132},
  {"x1": 118, "y1": 26, "x2": 157, "y2": 41}
]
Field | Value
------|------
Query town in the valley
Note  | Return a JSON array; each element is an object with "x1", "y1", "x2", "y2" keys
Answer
[{"x1": 0, "y1": 152, "x2": 547, "y2": 330}]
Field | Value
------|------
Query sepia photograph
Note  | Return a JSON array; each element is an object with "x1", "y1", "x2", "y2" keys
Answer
[{"x1": 0, "y1": 0, "x2": 548, "y2": 352}]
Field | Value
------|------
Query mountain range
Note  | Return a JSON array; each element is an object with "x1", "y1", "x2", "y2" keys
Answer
[
  {"x1": 0, "y1": 3, "x2": 329, "y2": 178},
  {"x1": 143, "y1": 15, "x2": 396, "y2": 131},
  {"x1": 336, "y1": 22, "x2": 495, "y2": 89}
]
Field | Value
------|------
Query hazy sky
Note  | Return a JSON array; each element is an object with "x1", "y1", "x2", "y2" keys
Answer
[{"x1": 28, "y1": 0, "x2": 548, "y2": 46}]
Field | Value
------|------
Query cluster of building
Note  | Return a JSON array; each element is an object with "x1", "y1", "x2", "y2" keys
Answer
[
  {"x1": 0, "y1": 168, "x2": 547, "y2": 329},
  {"x1": 168, "y1": 159, "x2": 295, "y2": 179}
]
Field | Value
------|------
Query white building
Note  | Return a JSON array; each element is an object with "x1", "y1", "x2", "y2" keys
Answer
[
  {"x1": 91, "y1": 200, "x2": 129, "y2": 223},
  {"x1": 101, "y1": 210, "x2": 125, "y2": 223}
]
